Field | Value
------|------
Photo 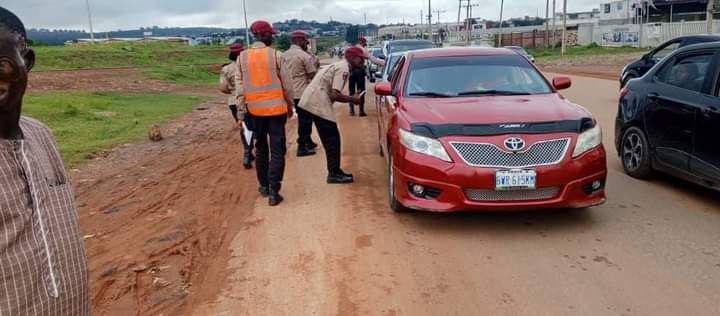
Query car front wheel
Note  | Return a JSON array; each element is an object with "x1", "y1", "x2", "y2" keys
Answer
[
  {"x1": 621, "y1": 127, "x2": 653, "y2": 179},
  {"x1": 387, "y1": 148, "x2": 408, "y2": 213}
]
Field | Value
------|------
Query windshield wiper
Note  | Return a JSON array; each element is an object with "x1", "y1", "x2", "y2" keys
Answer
[
  {"x1": 457, "y1": 90, "x2": 532, "y2": 96},
  {"x1": 408, "y1": 92, "x2": 454, "y2": 98}
]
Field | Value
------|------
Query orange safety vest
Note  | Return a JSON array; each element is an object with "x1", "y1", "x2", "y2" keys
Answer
[{"x1": 240, "y1": 47, "x2": 288, "y2": 116}]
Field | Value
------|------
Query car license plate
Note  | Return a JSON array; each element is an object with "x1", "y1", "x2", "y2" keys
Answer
[{"x1": 495, "y1": 170, "x2": 537, "y2": 190}]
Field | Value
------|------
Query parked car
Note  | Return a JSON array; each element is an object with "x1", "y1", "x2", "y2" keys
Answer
[
  {"x1": 616, "y1": 42, "x2": 720, "y2": 190},
  {"x1": 504, "y1": 46, "x2": 535, "y2": 63},
  {"x1": 382, "y1": 39, "x2": 434, "y2": 58},
  {"x1": 367, "y1": 47, "x2": 385, "y2": 83},
  {"x1": 620, "y1": 34, "x2": 720, "y2": 87},
  {"x1": 374, "y1": 48, "x2": 607, "y2": 212}
]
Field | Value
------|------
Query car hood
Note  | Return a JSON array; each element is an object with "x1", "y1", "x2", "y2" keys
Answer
[{"x1": 400, "y1": 93, "x2": 592, "y2": 125}]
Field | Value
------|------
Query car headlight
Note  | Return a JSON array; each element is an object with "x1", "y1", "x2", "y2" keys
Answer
[
  {"x1": 573, "y1": 124, "x2": 602, "y2": 158},
  {"x1": 399, "y1": 129, "x2": 452, "y2": 162}
]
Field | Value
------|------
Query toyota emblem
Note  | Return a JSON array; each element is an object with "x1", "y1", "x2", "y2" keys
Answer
[{"x1": 504, "y1": 137, "x2": 526, "y2": 152}]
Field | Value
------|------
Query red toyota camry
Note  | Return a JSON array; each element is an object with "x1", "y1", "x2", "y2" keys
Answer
[{"x1": 374, "y1": 48, "x2": 607, "y2": 212}]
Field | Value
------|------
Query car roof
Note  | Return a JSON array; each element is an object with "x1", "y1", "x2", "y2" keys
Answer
[
  {"x1": 673, "y1": 41, "x2": 720, "y2": 54},
  {"x1": 408, "y1": 47, "x2": 517, "y2": 58},
  {"x1": 387, "y1": 39, "x2": 433, "y2": 46},
  {"x1": 678, "y1": 34, "x2": 720, "y2": 40}
]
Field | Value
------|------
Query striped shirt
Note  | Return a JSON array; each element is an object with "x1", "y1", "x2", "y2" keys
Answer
[{"x1": 0, "y1": 117, "x2": 90, "y2": 316}]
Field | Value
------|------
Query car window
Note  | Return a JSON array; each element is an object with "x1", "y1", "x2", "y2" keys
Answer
[
  {"x1": 390, "y1": 57, "x2": 406, "y2": 94},
  {"x1": 656, "y1": 52, "x2": 714, "y2": 93},
  {"x1": 389, "y1": 42, "x2": 433, "y2": 54},
  {"x1": 653, "y1": 41, "x2": 681, "y2": 61},
  {"x1": 405, "y1": 55, "x2": 552, "y2": 97}
]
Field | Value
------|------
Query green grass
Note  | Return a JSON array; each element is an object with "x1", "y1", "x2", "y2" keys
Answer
[
  {"x1": 22, "y1": 91, "x2": 208, "y2": 166},
  {"x1": 31, "y1": 42, "x2": 228, "y2": 86},
  {"x1": 528, "y1": 44, "x2": 647, "y2": 60}
]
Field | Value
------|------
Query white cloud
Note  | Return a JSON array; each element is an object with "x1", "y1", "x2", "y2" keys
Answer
[{"x1": 2, "y1": 0, "x2": 600, "y2": 31}]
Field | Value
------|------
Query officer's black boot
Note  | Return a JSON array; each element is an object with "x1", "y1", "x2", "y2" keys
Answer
[
  {"x1": 259, "y1": 186, "x2": 269, "y2": 197},
  {"x1": 268, "y1": 186, "x2": 284, "y2": 206},
  {"x1": 327, "y1": 169, "x2": 354, "y2": 184},
  {"x1": 349, "y1": 104, "x2": 356, "y2": 116},
  {"x1": 359, "y1": 103, "x2": 367, "y2": 117},
  {"x1": 241, "y1": 136, "x2": 254, "y2": 169},
  {"x1": 297, "y1": 144, "x2": 317, "y2": 157}
]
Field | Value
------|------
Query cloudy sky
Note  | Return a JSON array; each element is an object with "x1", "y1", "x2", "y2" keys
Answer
[{"x1": 4, "y1": 0, "x2": 600, "y2": 31}]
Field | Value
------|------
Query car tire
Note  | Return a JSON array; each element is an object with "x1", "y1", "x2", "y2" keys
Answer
[
  {"x1": 387, "y1": 148, "x2": 409, "y2": 213},
  {"x1": 621, "y1": 127, "x2": 653, "y2": 179}
]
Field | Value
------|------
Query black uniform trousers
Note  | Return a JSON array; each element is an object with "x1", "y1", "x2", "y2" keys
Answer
[
  {"x1": 251, "y1": 114, "x2": 287, "y2": 191},
  {"x1": 294, "y1": 99, "x2": 314, "y2": 148},
  {"x1": 348, "y1": 67, "x2": 367, "y2": 114},
  {"x1": 308, "y1": 112, "x2": 342, "y2": 173}
]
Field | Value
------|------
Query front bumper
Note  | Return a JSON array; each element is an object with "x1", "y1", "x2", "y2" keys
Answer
[{"x1": 392, "y1": 145, "x2": 608, "y2": 212}]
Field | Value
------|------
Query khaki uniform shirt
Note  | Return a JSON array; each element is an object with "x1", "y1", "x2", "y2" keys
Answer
[
  {"x1": 280, "y1": 45, "x2": 317, "y2": 101},
  {"x1": 220, "y1": 61, "x2": 245, "y2": 108},
  {"x1": 298, "y1": 60, "x2": 350, "y2": 123},
  {"x1": 0, "y1": 117, "x2": 90, "y2": 316},
  {"x1": 235, "y1": 42, "x2": 292, "y2": 106}
]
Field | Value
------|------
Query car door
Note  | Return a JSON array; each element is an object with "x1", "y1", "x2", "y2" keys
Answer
[
  {"x1": 378, "y1": 56, "x2": 405, "y2": 156},
  {"x1": 383, "y1": 57, "x2": 406, "y2": 141},
  {"x1": 642, "y1": 40, "x2": 682, "y2": 75},
  {"x1": 691, "y1": 51, "x2": 720, "y2": 184},
  {"x1": 645, "y1": 50, "x2": 715, "y2": 172}
]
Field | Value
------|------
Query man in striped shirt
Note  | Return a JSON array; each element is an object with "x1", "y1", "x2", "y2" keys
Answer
[{"x1": 0, "y1": 7, "x2": 90, "y2": 315}]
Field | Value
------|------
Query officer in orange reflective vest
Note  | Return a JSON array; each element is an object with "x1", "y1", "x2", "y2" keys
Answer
[{"x1": 238, "y1": 20, "x2": 294, "y2": 206}]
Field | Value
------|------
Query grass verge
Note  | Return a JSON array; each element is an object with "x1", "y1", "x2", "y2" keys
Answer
[
  {"x1": 529, "y1": 44, "x2": 647, "y2": 60},
  {"x1": 32, "y1": 42, "x2": 227, "y2": 86},
  {"x1": 22, "y1": 91, "x2": 208, "y2": 167}
]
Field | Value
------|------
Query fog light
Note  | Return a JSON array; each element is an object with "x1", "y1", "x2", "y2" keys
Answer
[
  {"x1": 582, "y1": 179, "x2": 605, "y2": 195},
  {"x1": 412, "y1": 184, "x2": 426, "y2": 196}
]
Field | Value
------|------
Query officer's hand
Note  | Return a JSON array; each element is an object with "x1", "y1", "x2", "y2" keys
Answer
[{"x1": 351, "y1": 96, "x2": 363, "y2": 105}]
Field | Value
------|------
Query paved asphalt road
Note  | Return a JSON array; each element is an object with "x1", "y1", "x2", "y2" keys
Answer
[{"x1": 194, "y1": 73, "x2": 720, "y2": 316}]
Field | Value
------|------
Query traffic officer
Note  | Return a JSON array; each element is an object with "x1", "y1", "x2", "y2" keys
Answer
[
  {"x1": 348, "y1": 37, "x2": 385, "y2": 117},
  {"x1": 237, "y1": 20, "x2": 294, "y2": 206},
  {"x1": 219, "y1": 43, "x2": 254, "y2": 169},
  {"x1": 298, "y1": 46, "x2": 366, "y2": 184},
  {"x1": 281, "y1": 31, "x2": 318, "y2": 157}
]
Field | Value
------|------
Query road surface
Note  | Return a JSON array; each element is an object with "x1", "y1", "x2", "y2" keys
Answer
[{"x1": 188, "y1": 74, "x2": 720, "y2": 316}]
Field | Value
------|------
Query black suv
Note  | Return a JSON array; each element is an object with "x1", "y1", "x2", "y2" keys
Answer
[
  {"x1": 620, "y1": 34, "x2": 720, "y2": 87},
  {"x1": 616, "y1": 42, "x2": 720, "y2": 190}
]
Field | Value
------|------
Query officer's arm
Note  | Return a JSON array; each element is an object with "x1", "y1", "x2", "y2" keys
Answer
[
  {"x1": 330, "y1": 89, "x2": 360, "y2": 104},
  {"x1": 219, "y1": 68, "x2": 231, "y2": 94}
]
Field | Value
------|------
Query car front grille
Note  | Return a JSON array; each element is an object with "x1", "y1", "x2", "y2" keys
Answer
[
  {"x1": 464, "y1": 187, "x2": 561, "y2": 202},
  {"x1": 450, "y1": 138, "x2": 571, "y2": 168}
]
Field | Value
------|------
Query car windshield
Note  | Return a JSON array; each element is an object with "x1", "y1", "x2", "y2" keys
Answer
[
  {"x1": 389, "y1": 42, "x2": 433, "y2": 54},
  {"x1": 372, "y1": 49, "x2": 384, "y2": 58},
  {"x1": 405, "y1": 55, "x2": 552, "y2": 97}
]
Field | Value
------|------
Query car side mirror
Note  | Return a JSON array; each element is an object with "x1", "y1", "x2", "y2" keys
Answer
[
  {"x1": 375, "y1": 82, "x2": 393, "y2": 96},
  {"x1": 552, "y1": 77, "x2": 572, "y2": 90}
]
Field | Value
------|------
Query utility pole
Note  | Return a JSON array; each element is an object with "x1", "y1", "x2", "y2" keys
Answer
[
  {"x1": 706, "y1": 0, "x2": 715, "y2": 33},
  {"x1": 242, "y1": 0, "x2": 250, "y2": 45},
  {"x1": 552, "y1": 0, "x2": 557, "y2": 49},
  {"x1": 545, "y1": 0, "x2": 550, "y2": 48},
  {"x1": 561, "y1": 0, "x2": 567, "y2": 56},
  {"x1": 434, "y1": 10, "x2": 446, "y2": 25},
  {"x1": 497, "y1": 0, "x2": 504, "y2": 47},
  {"x1": 85, "y1": 0, "x2": 95, "y2": 43},
  {"x1": 421, "y1": 10, "x2": 424, "y2": 39},
  {"x1": 428, "y1": 0, "x2": 433, "y2": 38},
  {"x1": 458, "y1": 0, "x2": 463, "y2": 34}
]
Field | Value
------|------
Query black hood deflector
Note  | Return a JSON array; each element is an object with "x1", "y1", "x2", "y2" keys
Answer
[{"x1": 410, "y1": 118, "x2": 595, "y2": 138}]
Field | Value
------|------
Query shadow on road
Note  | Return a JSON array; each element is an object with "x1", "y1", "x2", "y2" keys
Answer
[{"x1": 397, "y1": 207, "x2": 598, "y2": 236}]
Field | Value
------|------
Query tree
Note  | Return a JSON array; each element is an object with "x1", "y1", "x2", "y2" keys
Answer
[
  {"x1": 276, "y1": 34, "x2": 291, "y2": 51},
  {"x1": 345, "y1": 25, "x2": 359, "y2": 44}
]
